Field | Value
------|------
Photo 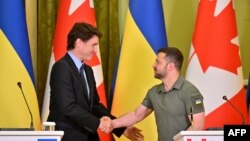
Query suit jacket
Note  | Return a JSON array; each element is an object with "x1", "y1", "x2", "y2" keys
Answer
[{"x1": 48, "y1": 54, "x2": 124, "y2": 141}]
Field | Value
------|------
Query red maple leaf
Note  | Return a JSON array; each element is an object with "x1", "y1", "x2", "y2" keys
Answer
[{"x1": 192, "y1": 0, "x2": 241, "y2": 74}]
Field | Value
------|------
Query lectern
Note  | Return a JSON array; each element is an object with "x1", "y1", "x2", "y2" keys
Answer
[
  {"x1": 0, "y1": 131, "x2": 64, "y2": 141},
  {"x1": 173, "y1": 130, "x2": 223, "y2": 141}
]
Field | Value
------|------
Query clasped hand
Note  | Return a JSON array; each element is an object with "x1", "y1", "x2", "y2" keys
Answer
[
  {"x1": 98, "y1": 116, "x2": 113, "y2": 133},
  {"x1": 98, "y1": 116, "x2": 144, "y2": 141}
]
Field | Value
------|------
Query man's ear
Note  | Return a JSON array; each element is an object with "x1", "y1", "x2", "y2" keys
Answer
[
  {"x1": 75, "y1": 38, "x2": 81, "y2": 46},
  {"x1": 168, "y1": 63, "x2": 175, "y2": 71},
  {"x1": 75, "y1": 38, "x2": 83, "y2": 49}
]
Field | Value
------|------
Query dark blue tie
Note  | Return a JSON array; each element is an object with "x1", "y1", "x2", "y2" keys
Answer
[{"x1": 80, "y1": 65, "x2": 90, "y2": 99}]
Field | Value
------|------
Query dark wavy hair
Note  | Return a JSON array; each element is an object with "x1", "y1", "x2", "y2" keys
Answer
[
  {"x1": 157, "y1": 47, "x2": 184, "y2": 71},
  {"x1": 67, "y1": 22, "x2": 102, "y2": 50}
]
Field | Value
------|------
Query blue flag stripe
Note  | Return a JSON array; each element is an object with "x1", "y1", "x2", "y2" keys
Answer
[
  {"x1": 109, "y1": 0, "x2": 168, "y2": 110},
  {"x1": 129, "y1": 0, "x2": 167, "y2": 53},
  {"x1": 0, "y1": 0, "x2": 35, "y2": 84}
]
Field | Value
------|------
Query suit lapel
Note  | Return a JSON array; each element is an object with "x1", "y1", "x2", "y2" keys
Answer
[
  {"x1": 64, "y1": 54, "x2": 90, "y2": 102},
  {"x1": 84, "y1": 66, "x2": 94, "y2": 111}
]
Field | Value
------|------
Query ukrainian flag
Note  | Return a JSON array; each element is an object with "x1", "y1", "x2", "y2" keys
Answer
[
  {"x1": 0, "y1": 0, "x2": 41, "y2": 130},
  {"x1": 111, "y1": 0, "x2": 167, "y2": 140}
]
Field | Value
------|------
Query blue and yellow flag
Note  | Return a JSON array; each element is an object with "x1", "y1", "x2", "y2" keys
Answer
[
  {"x1": 111, "y1": 0, "x2": 167, "y2": 140},
  {"x1": 0, "y1": 0, "x2": 41, "y2": 130}
]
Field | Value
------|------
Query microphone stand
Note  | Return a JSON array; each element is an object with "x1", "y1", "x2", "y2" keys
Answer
[
  {"x1": 223, "y1": 96, "x2": 245, "y2": 125},
  {"x1": 17, "y1": 82, "x2": 34, "y2": 130}
]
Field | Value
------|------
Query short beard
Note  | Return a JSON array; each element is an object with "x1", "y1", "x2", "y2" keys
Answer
[{"x1": 154, "y1": 73, "x2": 164, "y2": 79}]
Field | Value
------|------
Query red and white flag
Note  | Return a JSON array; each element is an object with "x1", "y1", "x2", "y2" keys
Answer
[
  {"x1": 41, "y1": 0, "x2": 111, "y2": 140},
  {"x1": 186, "y1": 0, "x2": 248, "y2": 128}
]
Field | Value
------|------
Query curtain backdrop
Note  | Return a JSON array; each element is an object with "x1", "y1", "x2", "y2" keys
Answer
[{"x1": 37, "y1": 0, "x2": 59, "y2": 111}]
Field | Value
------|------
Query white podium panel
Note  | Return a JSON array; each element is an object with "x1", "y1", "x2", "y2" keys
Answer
[
  {"x1": 174, "y1": 131, "x2": 224, "y2": 141},
  {"x1": 0, "y1": 131, "x2": 64, "y2": 141}
]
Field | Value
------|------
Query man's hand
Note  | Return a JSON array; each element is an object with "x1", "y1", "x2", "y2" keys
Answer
[
  {"x1": 98, "y1": 116, "x2": 113, "y2": 133},
  {"x1": 123, "y1": 126, "x2": 144, "y2": 141}
]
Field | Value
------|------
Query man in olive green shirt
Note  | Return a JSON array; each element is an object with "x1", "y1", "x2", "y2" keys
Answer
[{"x1": 106, "y1": 47, "x2": 205, "y2": 141}]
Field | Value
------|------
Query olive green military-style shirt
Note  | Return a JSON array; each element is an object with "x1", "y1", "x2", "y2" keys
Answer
[{"x1": 142, "y1": 76, "x2": 205, "y2": 141}]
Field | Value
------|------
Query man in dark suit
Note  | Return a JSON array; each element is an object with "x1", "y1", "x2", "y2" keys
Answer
[{"x1": 47, "y1": 22, "x2": 143, "y2": 141}]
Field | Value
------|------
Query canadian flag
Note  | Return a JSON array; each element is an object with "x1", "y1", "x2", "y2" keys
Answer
[
  {"x1": 186, "y1": 0, "x2": 248, "y2": 128},
  {"x1": 41, "y1": 0, "x2": 111, "y2": 140}
]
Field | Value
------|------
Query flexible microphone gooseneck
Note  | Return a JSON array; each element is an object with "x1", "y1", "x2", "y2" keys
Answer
[
  {"x1": 190, "y1": 107, "x2": 193, "y2": 125},
  {"x1": 17, "y1": 82, "x2": 34, "y2": 130},
  {"x1": 222, "y1": 95, "x2": 245, "y2": 125}
]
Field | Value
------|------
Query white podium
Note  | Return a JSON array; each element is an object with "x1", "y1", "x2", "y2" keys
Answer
[
  {"x1": 173, "y1": 131, "x2": 224, "y2": 141},
  {"x1": 0, "y1": 131, "x2": 64, "y2": 141}
]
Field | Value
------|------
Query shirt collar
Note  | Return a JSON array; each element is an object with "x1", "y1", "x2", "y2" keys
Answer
[
  {"x1": 157, "y1": 76, "x2": 185, "y2": 94},
  {"x1": 174, "y1": 76, "x2": 185, "y2": 90},
  {"x1": 67, "y1": 51, "x2": 83, "y2": 70}
]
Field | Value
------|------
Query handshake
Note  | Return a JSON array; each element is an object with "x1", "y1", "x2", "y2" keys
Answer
[
  {"x1": 98, "y1": 116, "x2": 144, "y2": 140},
  {"x1": 98, "y1": 116, "x2": 114, "y2": 133}
]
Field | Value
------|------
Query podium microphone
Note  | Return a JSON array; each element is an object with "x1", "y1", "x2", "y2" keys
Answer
[
  {"x1": 222, "y1": 95, "x2": 245, "y2": 125},
  {"x1": 17, "y1": 82, "x2": 34, "y2": 130}
]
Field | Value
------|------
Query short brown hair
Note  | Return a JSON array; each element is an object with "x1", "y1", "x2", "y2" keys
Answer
[
  {"x1": 157, "y1": 47, "x2": 184, "y2": 71},
  {"x1": 67, "y1": 22, "x2": 102, "y2": 50}
]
